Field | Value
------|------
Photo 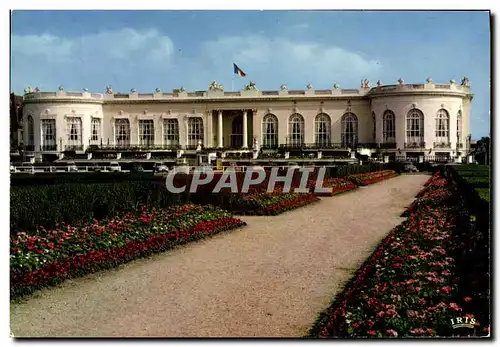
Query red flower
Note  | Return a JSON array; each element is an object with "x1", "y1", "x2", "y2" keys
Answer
[{"x1": 367, "y1": 330, "x2": 377, "y2": 336}]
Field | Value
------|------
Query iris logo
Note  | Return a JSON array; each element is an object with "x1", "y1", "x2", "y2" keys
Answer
[{"x1": 450, "y1": 316, "x2": 476, "y2": 329}]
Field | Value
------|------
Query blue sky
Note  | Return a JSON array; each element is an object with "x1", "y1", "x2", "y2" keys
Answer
[{"x1": 11, "y1": 10, "x2": 490, "y2": 139}]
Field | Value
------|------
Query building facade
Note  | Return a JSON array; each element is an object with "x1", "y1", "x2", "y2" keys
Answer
[{"x1": 20, "y1": 78, "x2": 473, "y2": 161}]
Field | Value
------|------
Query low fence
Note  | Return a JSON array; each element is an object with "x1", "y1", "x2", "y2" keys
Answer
[{"x1": 10, "y1": 163, "x2": 389, "y2": 187}]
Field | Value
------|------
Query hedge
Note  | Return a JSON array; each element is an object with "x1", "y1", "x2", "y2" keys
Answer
[{"x1": 10, "y1": 181, "x2": 183, "y2": 235}]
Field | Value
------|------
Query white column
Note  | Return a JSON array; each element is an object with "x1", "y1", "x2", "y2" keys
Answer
[
  {"x1": 218, "y1": 110, "x2": 223, "y2": 148},
  {"x1": 242, "y1": 110, "x2": 248, "y2": 148}
]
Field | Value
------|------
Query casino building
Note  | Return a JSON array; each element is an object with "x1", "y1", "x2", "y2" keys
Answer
[{"x1": 17, "y1": 77, "x2": 473, "y2": 165}]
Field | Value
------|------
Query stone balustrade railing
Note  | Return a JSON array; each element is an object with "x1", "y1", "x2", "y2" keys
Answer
[{"x1": 23, "y1": 82, "x2": 471, "y2": 102}]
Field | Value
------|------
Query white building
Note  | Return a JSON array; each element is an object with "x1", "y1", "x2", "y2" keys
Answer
[{"x1": 20, "y1": 77, "x2": 472, "y2": 162}]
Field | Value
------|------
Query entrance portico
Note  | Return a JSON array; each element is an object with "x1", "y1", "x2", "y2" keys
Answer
[{"x1": 213, "y1": 109, "x2": 253, "y2": 149}]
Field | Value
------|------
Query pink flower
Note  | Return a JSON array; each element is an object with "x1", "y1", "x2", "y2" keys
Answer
[
  {"x1": 377, "y1": 311, "x2": 385, "y2": 318},
  {"x1": 449, "y1": 302, "x2": 462, "y2": 312},
  {"x1": 386, "y1": 329, "x2": 398, "y2": 337},
  {"x1": 410, "y1": 328, "x2": 426, "y2": 335},
  {"x1": 407, "y1": 310, "x2": 419, "y2": 318},
  {"x1": 385, "y1": 309, "x2": 397, "y2": 318},
  {"x1": 440, "y1": 286, "x2": 453, "y2": 294}
]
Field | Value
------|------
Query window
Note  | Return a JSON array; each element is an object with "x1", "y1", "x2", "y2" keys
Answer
[
  {"x1": 315, "y1": 113, "x2": 331, "y2": 146},
  {"x1": 435, "y1": 109, "x2": 450, "y2": 143},
  {"x1": 66, "y1": 117, "x2": 82, "y2": 148},
  {"x1": 115, "y1": 119, "x2": 130, "y2": 147},
  {"x1": 262, "y1": 114, "x2": 278, "y2": 148},
  {"x1": 406, "y1": 109, "x2": 424, "y2": 144},
  {"x1": 163, "y1": 119, "x2": 179, "y2": 146},
  {"x1": 187, "y1": 117, "x2": 204, "y2": 147},
  {"x1": 383, "y1": 110, "x2": 396, "y2": 143},
  {"x1": 288, "y1": 113, "x2": 304, "y2": 146},
  {"x1": 41, "y1": 119, "x2": 56, "y2": 148},
  {"x1": 91, "y1": 118, "x2": 101, "y2": 144},
  {"x1": 27, "y1": 115, "x2": 34, "y2": 145},
  {"x1": 457, "y1": 110, "x2": 462, "y2": 144},
  {"x1": 341, "y1": 113, "x2": 358, "y2": 147},
  {"x1": 139, "y1": 120, "x2": 155, "y2": 146}
]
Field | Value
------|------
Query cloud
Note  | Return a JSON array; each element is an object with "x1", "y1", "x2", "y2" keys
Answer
[
  {"x1": 199, "y1": 35, "x2": 382, "y2": 90},
  {"x1": 12, "y1": 28, "x2": 174, "y2": 64},
  {"x1": 11, "y1": 28, "x2": 175, "y2": 92}
]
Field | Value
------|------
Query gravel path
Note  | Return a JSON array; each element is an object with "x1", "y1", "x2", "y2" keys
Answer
[{"x1": 10, "y1": 174, "x2": 429, "y2": 338}]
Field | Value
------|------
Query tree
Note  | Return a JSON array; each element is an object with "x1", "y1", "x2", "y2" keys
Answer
[{"x1": 474, "y1": 137, "x2": 490, "y2": 165}]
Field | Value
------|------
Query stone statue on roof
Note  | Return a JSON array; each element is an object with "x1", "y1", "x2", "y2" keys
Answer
[
  {"x1": 280, "y1": 84, "x2": 288, "y2": 91},
  {"x1": 306, "y1": 83, "x2": 313, "y2": 90},
  {"x1": 361, "y1": 79, "x2": 370, "y2": 88},
  {"x1": 244, "y1": 81, "x2": 258, "y2": 91},
  {"x1": 209, "y1": 80, "x2": 224, "y2": 91},
  {"x1": 461, "y1": 77, "x2": 470, "y2": 87},
  {"x1": 105, "y1": 85, "x2": 113, "y2": 94}
]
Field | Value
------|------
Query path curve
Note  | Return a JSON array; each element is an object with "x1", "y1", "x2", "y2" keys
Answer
[{"x1": 11, "y1": 174, "x2": 429, "y2": 337}]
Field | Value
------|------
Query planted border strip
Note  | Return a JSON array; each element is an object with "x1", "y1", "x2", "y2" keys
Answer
[
  {"x1": 10, "y1": 204, "x2": 246, "y2": 300},
  {"x1": 308, "y1": 171, "x2": 490, "y2": 338}
]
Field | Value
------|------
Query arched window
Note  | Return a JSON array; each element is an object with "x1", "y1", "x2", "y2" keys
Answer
[
  {"x1": 115, "y1": 119, "x2": 130, "y2": 147},
  {"x1": 315, "y1": 113, "x2": 331, "y2": 147},
  {"x1": 187, "y1": 117, "x2": 204, "y2": 147},
  {"x1": 262, "y1": 114, "x2": 278, "y2": 148},
  {"x1": 66, "y1": 117, "x2": 82, "y2": 149},
  {"x1": 406, "y1": 109, "x2": 424, "y2": 145},
  {"x1": 26, "y1": 115, "x2": 34, "y2": 146},
  {"x1": 91, "y1": 118, "x2": 101, "y2": 144},
  {"x1": 163, "y1": 119, "x2": 179, "y2": 146},
  {"x1": 457, "y1": 110, "x2": 462, "y2": 146},
  {"x1": 435, "y1": 109, "x2": 450, "y2": 144},
  {"x1": 383, "y1": 110, "x2": 396, "y2": 143},
  {"x1": 139, "y1": 120, "x2": 155, "y2": 146},
  {"x1": 372, "y1": 112, "x2": 376, "y2": 142},
  {"x1": 41, "y1": 119, "x2": 56, "y2": 150},
  {"x1": 341, "y1": 113, "x2": 358, "y2": 147},
  {"x1": 288, "y1": 113, "x2": 304, "y2": 146}
]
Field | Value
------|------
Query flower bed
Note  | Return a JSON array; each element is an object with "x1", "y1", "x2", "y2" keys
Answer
[
  {"x1": 227, "y1": 187, "x2": 319, "y2": 215},
  {"x1": 348, "y1": 170, "x2": 398, "y2": 187},
  {"x1": 10, "y1": 204, "x2": 246, "y2": 299},
  {"x1": 309, "y1": 172, "x2": 489, "y2": 338},
  {"x1": 306, "y1": 178, "x2": 358, "y2": 197}
]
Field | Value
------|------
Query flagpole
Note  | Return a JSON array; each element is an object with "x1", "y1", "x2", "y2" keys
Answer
[{"x1": 231, "y1": 74, "x2": 234, "y2": 92}]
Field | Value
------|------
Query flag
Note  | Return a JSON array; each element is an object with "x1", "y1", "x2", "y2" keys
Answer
[{"x1": 233, "y1": 63, "x2": 246, "y2": 77}]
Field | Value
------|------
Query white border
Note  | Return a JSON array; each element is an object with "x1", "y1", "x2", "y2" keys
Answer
[{"x1": 3, "y1": 3, "x2": 496, "y2": 347}]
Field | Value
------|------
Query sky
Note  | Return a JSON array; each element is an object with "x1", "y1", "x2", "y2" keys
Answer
[{"x1": 10, "y1": 10, "x2": 491, "y2": 139}]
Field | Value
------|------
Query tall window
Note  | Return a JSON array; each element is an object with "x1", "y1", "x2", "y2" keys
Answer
[
  {"x1": 315, "y1": 113, "x2": 331, "y2": 146},
  {"x1": 66, "y1": 117, "x2": 82, "y2": 148},
  {"x1": 372, "y1": 112, "x2": 376, "y2": 142},
  {"x1": 341, "y1": 113, "x2": 358, "y2": 147},
  {"x1": 41, "y1": 119, "x2": 56, "y2": 148},
  {"x1": 163, "y1": 119, "x2": 179, "y2": 146},
  {"x1": 406, "y1": 109, "x2": 424, "y2": 144},
  {"x1": 457, "y1": 110, "x2": 463, "y2": 145},
  {"x1": 187, "y1": 117, "x2": 204, "y2": 147},
  {"x1": 26, "y1": 115, "x2": 34, "y2": 146},
  {"x1": 435, "y1": 109, "x2": 450, "y2": 143},
  {"x1": 139, "y1": 120, "x2": 155, "y2": 146},
  {"x1": 383, "y1": 110, "x2": 396, "y2": 143},
  {"x1": 91, "y1": 118, "x2": 101, "y2": 144},
  {"x1": 115, "y1": 119, "x2": 130, "y2": 147},
  {"x1": 262, "y1": 114, "x2": 278, "y2": 148},
  {"x1": 288, "y1": 113, "x2": 304, "y2": 146}
]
